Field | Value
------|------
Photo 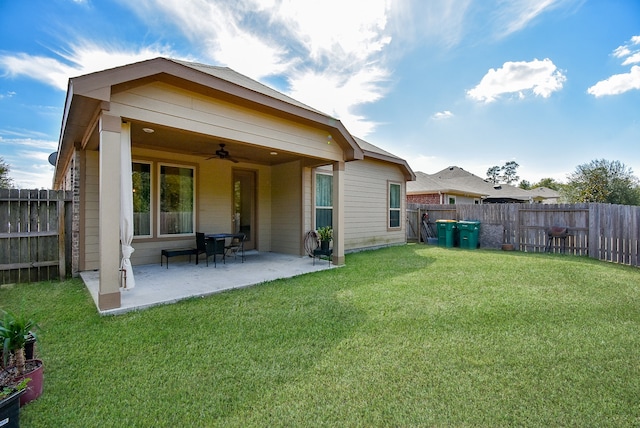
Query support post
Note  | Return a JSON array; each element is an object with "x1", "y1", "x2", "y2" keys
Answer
[
  {"x1": 98, "y1": 113, "x2": 122, "y2": 310},
  {"x1": 332, "y1": 161, "x2": 345, "y2": 265}
]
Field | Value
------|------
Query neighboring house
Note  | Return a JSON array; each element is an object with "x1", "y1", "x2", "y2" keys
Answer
[
  {"x1": 407, "y1": 166, "x2": 560, "y2": 204},
  {"x1": 528, "y1": 187, "x2": 561, "y2": 204},
  {"x1": 52, "y1": 57, "x2": 414, "y2": 311}
]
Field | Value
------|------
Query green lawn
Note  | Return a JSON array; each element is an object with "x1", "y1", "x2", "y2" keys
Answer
[{"x1": 2, "y1": 245, "x2": 639, "y2": 427}]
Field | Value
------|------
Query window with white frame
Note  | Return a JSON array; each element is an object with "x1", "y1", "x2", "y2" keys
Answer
[
  {"x1": 132, "y1": 161, "x2": 151, "y2": 237},
  {"x1": 315, "y1": 172, "x2": 332, "y2": 229},
  {"x1": 159, "y1": 164, "x2": 195, "y2": 236},
  {"x1": 389, "y1": 182, "x2": 401, "y2": 228}
]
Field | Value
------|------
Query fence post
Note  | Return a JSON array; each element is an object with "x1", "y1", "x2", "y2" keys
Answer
[
  {"x1": 58, "y1": 198, "x2": 66, "y2": 279},
  {"x1": 588, "y1": 203, "x2": 599, "y2": 260}
]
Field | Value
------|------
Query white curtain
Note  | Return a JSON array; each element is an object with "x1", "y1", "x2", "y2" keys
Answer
[{"x1": 120, "y1": 122, "x2": 136, "y2": 289}]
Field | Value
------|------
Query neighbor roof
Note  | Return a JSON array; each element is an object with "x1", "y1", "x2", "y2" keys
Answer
[{"x1": 409, "y1": 166, "x2": 554, "y2": 202}]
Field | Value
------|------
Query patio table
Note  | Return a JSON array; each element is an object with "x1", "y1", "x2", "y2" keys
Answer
[{"x1": 206, "y1": 233, "x2": 246, "y2": 262}]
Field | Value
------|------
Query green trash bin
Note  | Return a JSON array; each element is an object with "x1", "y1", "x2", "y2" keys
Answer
[
  {"x1": 436, "y1": 220, "x2": 458, "y2": 248},
  {"x1": 458, "y1": 221, "x2": 480, "y2": 249}
]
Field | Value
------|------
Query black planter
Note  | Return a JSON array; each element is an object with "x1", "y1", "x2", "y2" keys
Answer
[
  {"x1": 320, "y1": 240, "x2": 330, "y2": 251},
  {"x1": 0, "y1": 389, "x2": 25, "y2": 428}
]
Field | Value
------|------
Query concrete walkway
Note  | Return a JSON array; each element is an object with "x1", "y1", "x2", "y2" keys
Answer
[{"x1": 81, "y1": 251, "x2": 335, "y2": 315}]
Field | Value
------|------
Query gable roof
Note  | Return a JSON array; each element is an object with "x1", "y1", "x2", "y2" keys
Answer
[
  {"x1": 56, "y1": 57, "x2": 370, "y2": 185},
  {"x1": 353, "y1": 137, "x2": 415, "y2": 181},
  {"x1": 169, "y1": 59, "x2": 327, "y2": 115},
  {"x1": 408, "y1": 166, "x2": 556, "y2": 203}
]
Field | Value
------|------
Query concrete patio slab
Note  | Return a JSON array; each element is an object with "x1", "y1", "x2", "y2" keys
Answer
[{"x1": 81, "y1": 251, "x2": 335, "y2": 315}]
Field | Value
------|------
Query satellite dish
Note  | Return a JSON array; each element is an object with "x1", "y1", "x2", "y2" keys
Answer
[{"x1": 48, "y1": 152, "x2": 58, "y2": 166}]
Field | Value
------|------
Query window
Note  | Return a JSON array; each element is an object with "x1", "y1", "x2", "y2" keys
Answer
[
  {"x1": 449, "y1": 196, "x2": 456, "y2": 205},
  {"x1": 132, "y1": 162, "x2": 151, "y2": 236},
  {"x1": 159, "y1": 164, "x2": 195, "y2": 236},
  {"x1": 315, "y1": 173, "x2": 333, "y2": 229},
  {"x1": 389, "y1": 182, "x2": 401, "y2": 228}
]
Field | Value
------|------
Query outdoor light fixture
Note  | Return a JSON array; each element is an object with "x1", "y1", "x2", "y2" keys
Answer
[{"x1": 142, "y1": 127, "x2": 155, "y2": 133}]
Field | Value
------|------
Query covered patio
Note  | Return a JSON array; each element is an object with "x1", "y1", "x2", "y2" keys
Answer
[{"x1": 81, "y1": 251, "x2": 335, "y2": 315}]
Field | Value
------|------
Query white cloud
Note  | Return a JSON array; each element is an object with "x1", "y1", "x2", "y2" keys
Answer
[
  {"x1": 432, "y1": 110, "x2": 454, "y2": 120},
  {"x1": 494, "y1": 0, "x2": 565, "y2": 38},
  {"x1": 0, "y1": 42, "x2": 175, "y2": 91},
  {"x1": 467, "y1": 58, "x2": 566, "y2": 103},
  {"x1": 588, "y1": 35, "x2": 640, "y2": 97},
  {"x1": 587, "y1": 65, "x2": 640, "y2": 97},
  {"x1": 115, "y1": 0, "x2": 394, "y2": 136},
  {"x1": 407, "y1": 154, "x2": 441, "y2": 174},
  {"x1": 0, "y1": 137, "x2": 57, "y2": 189}
]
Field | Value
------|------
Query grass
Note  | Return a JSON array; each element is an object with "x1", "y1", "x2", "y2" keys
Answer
[{"x1": 2, "y1": 245, "x2": 640, "y2": 427}]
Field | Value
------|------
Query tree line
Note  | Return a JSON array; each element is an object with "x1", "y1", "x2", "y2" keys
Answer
[{"x1": 487, "y1": 159, "x2": 640, "y2": 206}]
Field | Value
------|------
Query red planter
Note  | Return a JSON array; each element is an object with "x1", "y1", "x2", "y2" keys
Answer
[{"x1": 14, "y1": 359, "x2": 43, "y2": 406}]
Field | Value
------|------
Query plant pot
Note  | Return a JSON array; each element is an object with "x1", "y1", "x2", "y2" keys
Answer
[
  {"x1": 0, "y1": 388, "x2": 24, "y2": 428},
  {"x1": 320, "y1": 240, "x2": 330, "y2": 252},
  {"x1": 13, "y1": 359, "x2": 43, "y2": 406}
]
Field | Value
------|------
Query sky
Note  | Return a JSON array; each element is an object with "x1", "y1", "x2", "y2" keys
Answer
[{"x1": 0, "y1": 0, "x2": 639, "y2": 189}]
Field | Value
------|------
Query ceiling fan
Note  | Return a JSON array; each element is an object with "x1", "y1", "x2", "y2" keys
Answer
[{"x1": 205, "y1": 143, "x2": 239, "y2": 163}]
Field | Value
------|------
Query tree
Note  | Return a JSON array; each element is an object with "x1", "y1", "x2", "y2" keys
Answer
[
  {"x1": 486, "y1": 161, "x2": 520, "y2": 184},
  {"x1": 486, "y1": 166, "x2": 501, "y2": 184},
  {"x1": 563, "y1": 159, "x2": 640, "y2": 205},
  {"x1": 501, "y1": 161, "x2": 519, "y2": 184},
  {"x1": 0, "y1": 157, "x2": 13, "y2": 189},
  {"x1": 518, "y1": 180, "x2": 531, "y2": 190}
]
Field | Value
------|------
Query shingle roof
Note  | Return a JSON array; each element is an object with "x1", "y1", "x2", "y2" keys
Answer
[
  {"x1": 409, "y1": 166, "x2": 557, "y2": 202},
  {"x1": 169, "y1": 59, "x2": 329, "y2": 116}
]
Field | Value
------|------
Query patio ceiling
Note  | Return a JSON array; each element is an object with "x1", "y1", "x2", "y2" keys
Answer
[{"x1": 82, "y1": 119, "x2": 332, "y2": 167}]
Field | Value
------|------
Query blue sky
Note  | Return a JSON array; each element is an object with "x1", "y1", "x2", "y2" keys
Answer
[{"x1": 1, "y1": 0, "x2": 639, "y2": 189}]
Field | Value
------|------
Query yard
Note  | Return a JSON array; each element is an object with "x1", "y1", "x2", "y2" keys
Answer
[{"x1": 2, "y1": 245, "x2": 639, "y2": 427}]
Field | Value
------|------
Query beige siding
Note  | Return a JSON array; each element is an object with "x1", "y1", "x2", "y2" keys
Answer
[
  {"x1": 271, "y1": 161, "x2": 302, "y2": 255},
  {"x1": 84, "y1": 151, "x2": 100, "y2": 270},
  {"x1": 302, "y1": 167, "x2": 313, "y2": 234},
  {"x1": 446, "y1": 194, "x2": 479, "y2": 204},
  {"x1": 256, "y1": 167, "x2": 272, "y2": 252},
  {"x1": 343, "y1": 159, "x2": 406, "y2": 251},
  {"x1": 111, "y1": 83, "x2": 344, "y2": 161}
]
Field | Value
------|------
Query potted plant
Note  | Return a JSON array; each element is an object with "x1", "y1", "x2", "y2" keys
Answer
[
  {"x1": 316, "y1": 226, "x2": 333, "y2": 251},
  {"x1": 0, "y1": 309, "x2": 43, "y2": 406}
]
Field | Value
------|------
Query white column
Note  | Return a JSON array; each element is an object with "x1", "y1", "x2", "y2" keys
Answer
[
  {"x1": 98, "y1": 113, "x2": 122, "y2": 310},
  {"x1": 332, "y1": 161, "x2": 345, "y2": 265}
]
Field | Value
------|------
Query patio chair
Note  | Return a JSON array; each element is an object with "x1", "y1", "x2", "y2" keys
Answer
[
  {"x1": 206, "y1": 237, "x2": 226, "y2": 267},
  {"x1": 195, "y1": 232, "x2": 207, "y2": 264},
  {"x1": 225, "y1": 233, "x2": 246, "y2": 262}
]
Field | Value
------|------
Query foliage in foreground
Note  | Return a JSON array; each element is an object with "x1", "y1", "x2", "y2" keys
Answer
[{"x1": 2, "y1": 246, "x2": 639, "y2": 427}]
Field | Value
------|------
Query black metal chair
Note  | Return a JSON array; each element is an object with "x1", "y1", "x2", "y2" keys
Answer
[
  {"x1": 207, "y1": 237, "x2": 226, "y2": 267},
  {"x1": 195, "y1": 232, "x2": 207, "y2": 264},
  {"x1": 225, "y1": 233, "x2": 246, "y2": 262}
]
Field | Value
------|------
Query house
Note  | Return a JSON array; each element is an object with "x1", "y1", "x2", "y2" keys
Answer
[
  {"x1": 52, "y1": 57, "x2": 414, "y2": 311},
  {"x1": 407, "y1": 166, "x2": 560, "y2": 204}
]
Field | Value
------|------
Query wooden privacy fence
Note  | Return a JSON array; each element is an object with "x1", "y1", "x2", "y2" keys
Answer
[
  {"x1": 0, "y1": 189, "x2": 73, "y2": 285},
  {"x1": 407, "y1": 203, "x2": 640, "y2": 268}
]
